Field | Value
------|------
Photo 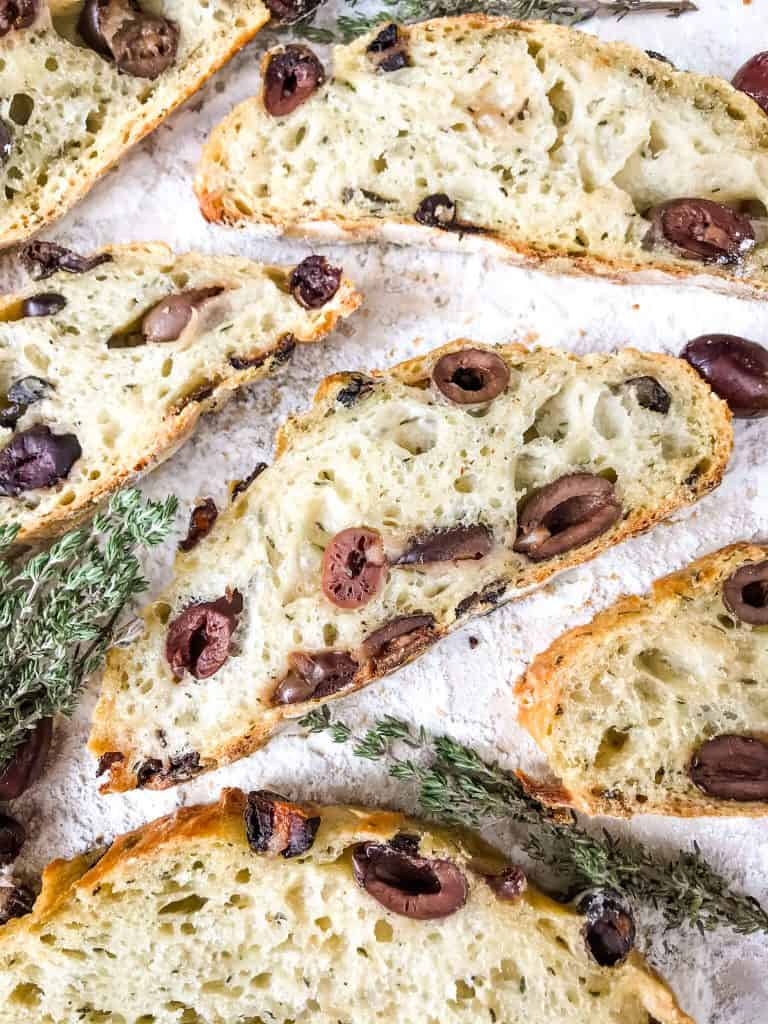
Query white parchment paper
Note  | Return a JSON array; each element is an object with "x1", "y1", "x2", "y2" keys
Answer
[{"x1": 6, "y1": 2, "x2": 768, "y2": 1020}]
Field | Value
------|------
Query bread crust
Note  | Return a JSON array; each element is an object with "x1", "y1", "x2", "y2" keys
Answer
[
  {"x1": 91, "y1": 339, "x2": 732, "y2": 793},
  {"x1": 196, "y1": 14, "x2": 768, "y2": 301},
  {"x1": 517, "y1": 542, "x2": 768, "y2": 818},
  {"x1": 0, "y1": 241, "x2": 361, "y2": 545}
]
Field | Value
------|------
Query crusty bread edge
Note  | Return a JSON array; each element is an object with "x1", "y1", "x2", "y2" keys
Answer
[
  {"x1": 517, "y1": 542, "x2": 768, "y2": 818},
  {"x1": 0, "y1": 241, "x2": 361, "y2": 546},
  {"x1": 195, "y1": 13, "x2": 768, "y2": 302},
  {"x1": 93, "y1": 338, "x2": 732, "y2": 793}
]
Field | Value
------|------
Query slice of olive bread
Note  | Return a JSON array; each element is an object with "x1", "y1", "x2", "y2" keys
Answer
[
  {"x1": 90, "y1": 339, "x2": 732, "y2": 793},
  {"x1": 0, "y1": 0, "x2": 271, "y2": 248},
  {"x1": 0, "y1": 241, "x2": 359, "y2": 544},
  {"x1": 0, "y1": 789, "x2": 693, "y2": 1024},
  {"x1": 196, "y1": 16, "x2": 768, "y2": 300},
  {"x1": 517, "y1": 543, "x2": 768, "y2": 818}
]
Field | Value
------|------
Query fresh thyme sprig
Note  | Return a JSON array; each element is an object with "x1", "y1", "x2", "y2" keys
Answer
[
  {"x1": 300, "y1": 707, "x2": 768, "y2": 935},
  {"x1": 0, "y1": 488, "x2": 177, "y2": 769},
  {"x1": 291, "y1": 0, "x2": 697, "y2": 44}
]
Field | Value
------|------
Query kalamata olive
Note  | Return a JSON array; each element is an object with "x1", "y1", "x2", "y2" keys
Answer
[
  {"x1": 0, "y1": 883, "x2": 33, "y2": 925},
  {"x1": 136, "y1": 758, "x2": 163, "y2": 788},
  {"x1": 577, "y1": 890, "x2": 636, "y2": 967},
  {"x1": 289, "y1": 255, "x2": 341, "y2": 309},
  {"x1": 272, "y1": 650, "x2": 358, "y2": 705},
  {"x1": 21, "y1": 293, "x2": 67, "y2": 318},
  {"x1": 244, "y1": 790, "x2": 320, "y2": 857},
  {"x1": 396, "y1": 524, "x2": 492, "y2": 565},
  {"x1": 336, "y1": 374, "x2": 375, "y2": 408},
  {"x1": 264, "y1": 45, "x2": 325, "y2": 117},
  {"x1": 623, "y1": 376, "x2": 671, "y2": 414},
  {"x1": 645, "y1": 199, "x2": 755, "y2": 263},
  {"x1": 682, "y1": 334, "x2": 768, "y2": 418},
  {"x1": 0, "y1": 814, "x2": 25, "y2": 866},
  {"x1": 352, "y1": 841, "x2": 468, "y2": 920},
  {"x1": 485, "y1": 866, "x2": 527, "y2": 902},
  {"x1": 723, "y1": 560, "x2": 768, "y2": 624},
  {"x1": 367, "y1": 23, "x2": 409, "y2": 72},
  {"x1": 0, "y1": 0, "x2": 37, "y2": 37},
  {"x1": 689, "y1": 734, "x2": 768, "y2": 800},
  {"x1": 415, "y1": 193, "x2": 457, "y2": 229},
  {"x1": 645, "y1": 50, "x2": 674, "y2": 66},
  {"x1": 21, "y1": 242, "x2": 113, "y2": 281},
  {"x1": 0, "y1": 718, "x2": 53, "y2": 800},
  {"x1": 0, "y1": 377, "x2": 52, "y2": 429},
  {"x1": 321, "y1": 527, "x2": 385, "y2": 609},
  {"x1": 78, "y1": 0, "x2": 178, "y2": 79},
  {"x1": 78, "y1": 0, "x2": 112, "y2": 56},
  {"x1": 167, "y1": 750, "x2": 201, "y2": 782},
  {"x1": 733, "y1": 52, "x2": 768, "y2": 115},
  {"x1": 96, "y1": 751, "x2": 124, "y2": 777},
  {"x1": 165, "y1": 591, "x2": 243, "y2": 679},
  {"x1": 361, "y1": 614, "x2": 435, "y2": 670},
  {"x1": 0, "y1": 425, "x2": 81, "y2": 496},
  {"x1": 263, "y1": 0, "x2": 321, "y2": 23},
  {"x1": 231, "y1": 461, "x2": 267, "y2": 501},
  {"x1": 514, "y1": 473, "x2": 621, "y2": 562},
  {"x1": 179, "y1": 497, "x2": 218, "y2": 552},
  {"x1": 432, "y1": 348, "x2": 510, "y2": 404},
  {"x1": 0, "y1": 118, "x2": 12, "y2": 164},
  {"x1": 141, "y1": 287, "x2": 222, "y2": 343}
]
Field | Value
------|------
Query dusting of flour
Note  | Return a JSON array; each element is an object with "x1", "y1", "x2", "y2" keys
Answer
[{"x1": 4, "y1": 1, "x2": 768, "y2": 1020}]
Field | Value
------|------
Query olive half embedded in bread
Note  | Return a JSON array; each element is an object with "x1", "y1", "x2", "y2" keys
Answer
[
  {"x1": 0, "y1": 0, "x2": 37, "y2": 37},
  {"x1": 165, "y1": 591, "x2": 243, "y2": 678},
  {"x1": 264, "y1": 45, "x2": 325, "y2": 117},
  {"x1": 351, "y1": 840, "x2": 468, "y2": 919},
  {"x1": 78, "y1": 0, "x2": 179, "y2": 79},
  {"x1": 514, "y1": 474, "x2": 621, "y2": 561},
  {"x1": 0, "y1": 425, "x2": 81, "y2": 495},
  {"x1": 644, "y1": 198, "x2": 755, "y2": 263}
]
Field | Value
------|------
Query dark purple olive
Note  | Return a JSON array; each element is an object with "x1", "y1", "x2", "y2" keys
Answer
[
  {"x1": 165, "y1": 591, "x2": 243, "y2": 679},
  {"x1": 577, "y1": 891, "x2": 636, "y2": 967},
  {"x1": 141, "y1": 287, "x2": 223, "y2": 343},
  {"x1": 273, "y1": 650, "x2": 358, "y2": 705},
  {"x1": 733, "y1": 52, "x2": 768, "y2": 115},
  {"x1": 21, "y1": 242, "x2": 112, "y2": 281},
  {"x1": 0, "y1": 814, "x2": 25, "y2": 866},
  {"x1": 690, "y1": 735, "x2": 768, "y2": 801},
  {"x1": 514, "y1": 473, "x2": 621, "y2": 562},
  {"x1": 179, "y1": 497, "x2": 218, "y2": 552},
  {"x1": 78, "y1": 0, "x2": 178, "y2": 79},
  {"x1": 0, "y1": 118, "x2": 12, "y2": 163},
  {"x1": 264, "y1": 45, "x2": 325, "y2": 117},
  {"x1": 0, "y1": 883, "x2": 33, "y2": 925},
  {"x1": 0, "y1": 425, "x2": 81, "y2": 496},
  {"x1": 21, "y1": 292, "x2": 67, "y2": 318},
  {"x1": 352, "y1": 841, "x2": 468, "y2": 920},
  {"x1": 136, "y1": 758, "x2": 163, "y2": 788},
  {"x1": 396, "y1": 524, "x2": 492, "y2": 565},
  {"x1": 682, "y1": 334, "x2": 768, "y2": 418},
  {"x1": 361, "y1": 614, "x2": 435, "y2": 670},
  {"x1": 244, "y1": 790, "x2": 320, "y2": 857},
  {"x1": 367, "y1": 24, "x2": 409, "y2": 72},
  {"x1": 624, "y1": 376, "x2": 670, "y2": 414},
  {"x1": 0, "y1": 376, "x2": 52, "y2": 429},
  {"x1": 432, "y1": 348, "x2": 510, "y2": 404},
  {"x1": 485, "y1": 866, "x2": 527, "y2": 902},
  {"x1": 96, "y1": 751, "x2": 124, "y2": 777},
  {"x1": 645, "y1": 199, "x2": 755, "y2": 263},
  {"x1": 321, "y1": 527, "x2": 385, "y2": 609},
  {"x1": 231, "y1": 461, "x2": 268, "y2": 501},
  {"x1": 723, "y1": 560, "x2": 768, "y2": 624},
  {"x1": 0, "y1": 0, "x2": 37, "y2": 37},
  {"x1": 290, "y1": 256, "x2": 341, "y2": 309},
  {"x1": 263, "y1": 0, "x2": 321, "y2": 22},
  {"x1": 645, "y1": 50, "x2": 674, "y2": 67},
  {"x1": 415, "y1": 193, "x2": 458, "y2": 229},
  {"x1": 0, "y1": 718, "x2": 53, "y2": 800}
]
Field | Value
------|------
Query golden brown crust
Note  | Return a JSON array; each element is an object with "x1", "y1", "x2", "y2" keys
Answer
[{"x1": 517, "y1": 542, "x2": 768, "y2": 818}]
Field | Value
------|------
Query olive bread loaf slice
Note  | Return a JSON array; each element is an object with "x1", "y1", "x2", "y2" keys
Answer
[
  {"x1": 196, "y1": 16, "x2": 768, "y2": 300},
  {"x1": 0, "y1": 0, "x2": 271, "y2": 247},
  {"x1": 90, "y1": 339, "x2": 731, "y2": 792},
  {"x1": 517, "y1": 543, "x2": 768, "y2": 818},
  {"x1": 0, "y1": 241, "x2": 359, "y2": 544},
  {"x1": 0, "y1": 789, "x2": 693, "y2": 1024}
]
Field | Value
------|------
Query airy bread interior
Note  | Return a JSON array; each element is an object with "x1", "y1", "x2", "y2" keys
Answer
[
  {"x1": 0, "y1": 791, "x2": 691, "y2": 1024},
  {"x1": 0, "y1": 0, "x2": 269, "y2": 247},
  {"x1": 0, "y1": 241, "x2": 359, "y2": 543},
  {"x1": 518, "y1": 543, "x2": 768, "y2": 817},
  {"x1": 90, "y1": 340, "x2": 731, "y2": 792}
]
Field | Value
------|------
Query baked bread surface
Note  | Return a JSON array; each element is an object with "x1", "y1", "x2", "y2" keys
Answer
[
  {"x1": 0, "y1": 241, "x2": 360, "y2": 543},
  {"x1": 90, "y1": 339, "x2": 732, "y2": 792},
  {"x1": 195, "y1": 16, "x2": 768, "y2": 298},
  {"x1": 0, "y1": 0, "x2": 270, "y2": 247},
  {"x1": 0, "y1": 789, "x2": 692, "y2": 1023},
  {"x1": 518, "y1": 543, "x2": 768, "y2": 817}
]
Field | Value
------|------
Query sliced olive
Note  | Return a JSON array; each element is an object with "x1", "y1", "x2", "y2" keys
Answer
[
  {"x1": 485, "y1": 866, "x2": 527, "y2": 902},
  {"x1": 264, "y1": 45, "x2": 325, "y2": 117},
  {"x1": 263, "y1": 0, "x2": 321, "y2": 23},
  {"x1": 432, "y1": 348, "x2": 510, "y2": 404},
  {"x1": 689, "y1": 734, "x2": 768, "y2": 801},
  {"x1": 415, "y1": 193, "x2": 457, "y2": 229},
  {"x1": 367, "y1": 24, "x2": 409, "y2": 72},
  {"x1": 352, "y1": 842, "x2": 468, "y2": 920},
  {"x1": 0, "y1": 814, "x2": 25, "y2": 866},
  {"x1": 0, "y1": 0, "x2": 37, "y2": 37},
  {"x1": 273, "y1": 650, "x2": 358, "y2": 705},
  {"x1": 165, "y1": 591, "x2": 243, "y2": 679},
  {"x1": 514, "y1": 473, "x2": 621, "y2": 562},
  {"x1": 179, "y1": 497, "x2": 218, "y2": 552},
  {"x1": 723, "y1": 560, "x2": 768, "y2": 624},
  {"x1": 0, "y1": 425, "x2": 81, "y2": 496},
  {"x1": 361, "y1": 614, "x2": 436, "y2": 669},
  {"x1": 244, "y1": 790, "x2": 320, "y2": 857},
  {"x1": 78, "y1": 0, "x2": 178, "y2": 79},
  {"x1": 623, "y1": 376, "x2": 670, "y2": 414},
  {"x1": 96, "y1": 751, "x2": 124, "y2": 777},
  {"x1": 396, "y1": 524, "x2": 492, "y2": 565},
  {"x1": 0, "y1": 376, "x2": 52, "y2": 429},
  {"x1": 733, "y1": 51, "x2": 768, "y2": 115},
  {"x1": 0, "y1": 118, "x2": 12, "y2": 164},
  {"x1": 645, "y1": 199, "x2": 755, "y2": 263},
  {"x1": 290, "y1": 256, "x2": 341, "y2": 309},
  {"x1": 21, "y1": 293, "x2": 66, "y2": 318},
  {"x1": 142, "y1": 287, "x2": 223, "y2": 343},
  {"x1": 321, "y1": 527, "x2": 385, "y2": 609},
  {"x1": 682, "y1": 334, "x2": 768, "y2": 419},
  {"x1": 21, "y1": 242, "x2": 112, "y2": 281},
  {"x1": 0, "y1": 718, "x2": 53, "y2": 800},
  {"x1": 577, "y1": 891, "x2": 636, "y2": 967}
]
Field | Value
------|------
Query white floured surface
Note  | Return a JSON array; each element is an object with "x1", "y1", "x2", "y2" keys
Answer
[{"x1": 3, "y1": 2, "x2": 768, "y2": 1021}]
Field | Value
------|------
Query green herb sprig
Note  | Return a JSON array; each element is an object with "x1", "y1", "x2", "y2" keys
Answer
[
  {"x1": 300, "y1": 707, "x2": 768, "y2": 936},
  {"x1": 0, "y1": 488, "x2": 177, "y2": 770}
]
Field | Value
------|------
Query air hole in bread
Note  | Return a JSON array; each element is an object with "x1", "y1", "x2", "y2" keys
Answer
[{"x1": 9, "y1": 93, "x2": 34, "y2": 126}]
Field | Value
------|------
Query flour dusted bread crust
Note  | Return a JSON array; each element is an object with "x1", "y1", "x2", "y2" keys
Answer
[
  {"x1": 0, "y1": 0, "x2": 270, "y2": 248},
  {"x1": 196, "y1": 16, "x2": 768, "y2": 299},
  {"x1": 518, "y1": 543, "x2": 768, "y2": 818},
  {"x1": 0, "y1": 789, "x2": 693, "y2": 1024},
  {"x1": 90, "y1": 339, "x2": 731, "y2": 793},
  {"x1": 0, "y1": 241, "x2": 359, "y2": 544}
]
